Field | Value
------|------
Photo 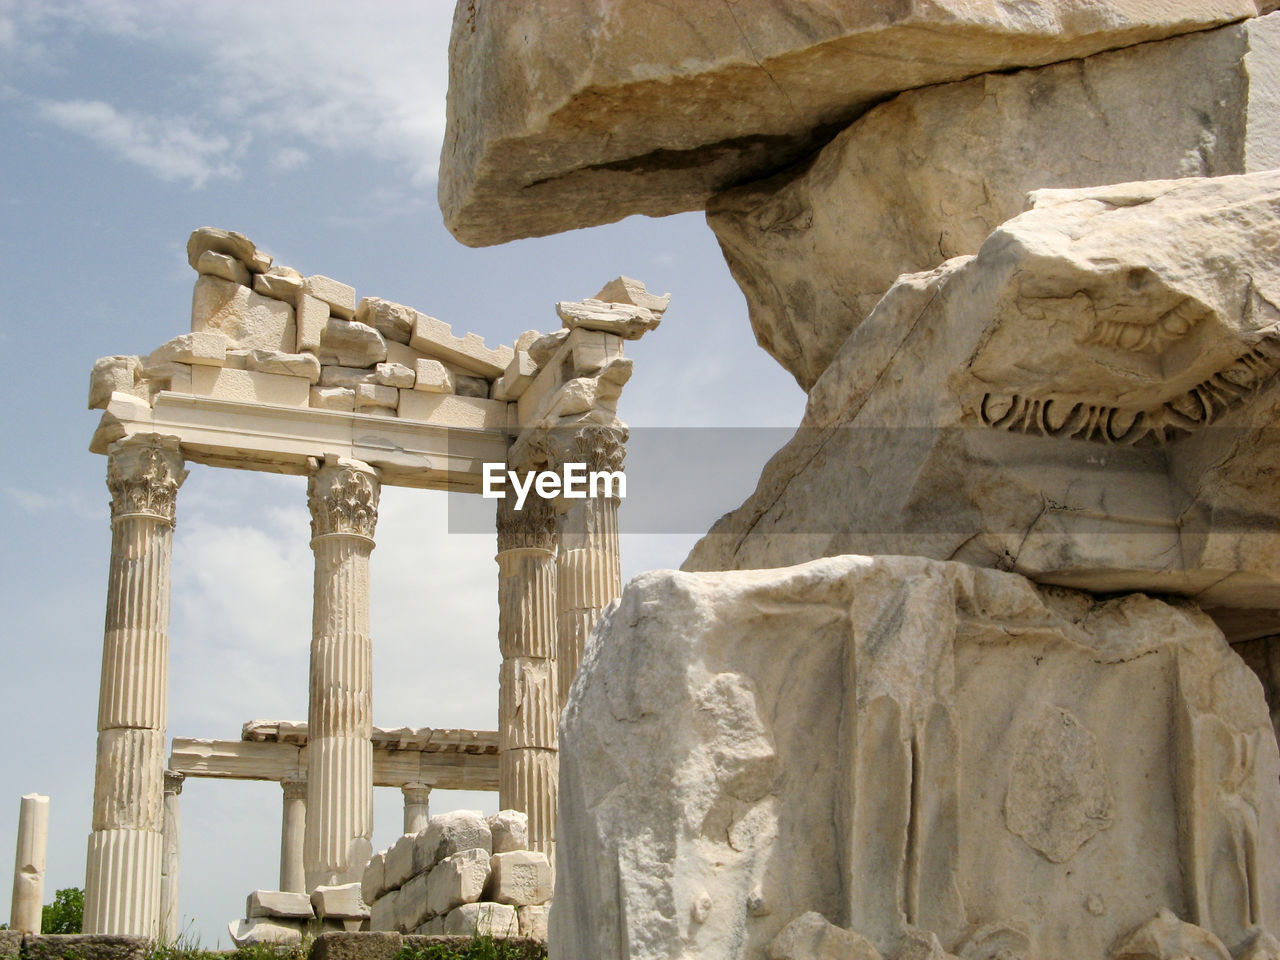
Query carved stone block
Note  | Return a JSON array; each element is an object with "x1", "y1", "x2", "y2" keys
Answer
[
  {"x1": 706, "y1": 13, "x2": 1280, "y2": 388},
  {"x1": 687, "y1": 170, "x2": 1280, "y2": 641},
  {"x1": 552, "y1": 556, "x2": 1280, "y2": 960}
]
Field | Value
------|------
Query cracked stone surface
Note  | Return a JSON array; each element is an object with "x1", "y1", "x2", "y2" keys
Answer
[
  {"x1": 439, "y1": 0, "x2": 1270, "y2": 246},
  {"x1": 552, "y1": 556, "x2": 1280, "y2": 960},
  {"x1": 684, "y1": 170, "x2": 1280, "y2": 642}
]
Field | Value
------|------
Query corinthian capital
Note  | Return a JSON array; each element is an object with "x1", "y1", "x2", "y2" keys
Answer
[
  {"x1": 553, "y1": 424, "x2": 627, "y2": 475},
  {"x1": 106, "y1": 435, "x2": 187, "y2": 524},
  {"x1": 308, "y1": 456, "x2": 381, "y2": 541},
  {"x1": 496, "y1": 489, "x2": 558, "y2": 553}
]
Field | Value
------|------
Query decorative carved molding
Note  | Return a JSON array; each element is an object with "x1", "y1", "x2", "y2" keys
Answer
[
  {"x1": 281, "y1": 778, "x2": 307, "y2": 800},
  {"x1": 1080, "y1": 296, "x2": 1204, "y2": 353},
  {"x1": 308, "y1": 458, "x2": 380, "y2": 540},
  {"x1": 496, "y1": 489, "x2": 558, "y2": 553},
  {"x1": 978, "y1": 339, "x2": 1280, "y2": 446},
  {"x1": 163, "y1": 771, "x2": 185, "y2": 796},
  {"x1": 107, "y1": 436, "x2": 187, "y2": 524}
]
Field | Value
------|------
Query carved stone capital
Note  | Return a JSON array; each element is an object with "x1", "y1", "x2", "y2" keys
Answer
[
  {"x1": 281, "y1": 778, "x2": 308, "y2": 801},
  {"x1": 307, "y1": 456, "x2": 380, "y2": 542},
  {"x1": 107, "y1": 435, "x2": 187, "y2": 524},
  {"x1": 163, "y1": 771, "x2": 185, "y2": 796},
  {"x1": 551, "y1": 424, "x2": 628, "y2": 475},
  {"x1": 497, "y1": 489, "x2": 558, "y2": 553},
  {"x1": 401, "y1": 782, "x2": 432, "y2": 805}
]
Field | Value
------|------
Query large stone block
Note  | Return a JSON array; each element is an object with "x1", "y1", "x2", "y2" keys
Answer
[
  {"x1": 369, "y1": 889, "x2": 399, "y2": 933},
  {"x1": 190, "y1": 365, "x2": 310, "y2": 408},
  {"x1": 425, "y1": 848, "x2": 491, "y2": 917},
  {"x1": 687, "y1": 170, "x2": 1280, "y2": 641},
  {"x1": 191, "y1": 275, "x2": 296, "y2": 353},
  {"x1": 487, "y1": 850, "x2": 552, "y2": 907},
  {"x1": 228, "y1": 918, "x2": 305, "y2": 946},
  {"x1": 383, "y1": 833, "x2": 417, "y2": 891},
  {"x1": 441, "y1": 902, "x2": 517, "y2": 938},
  {"x1": 362, "y1": 851, "x2": 387, "y2": 905},
  {"x1": 397, "y1": 391, "x2": 508, "y2": 429},
  {"x1": 247, "y1": 889, "x2": 314, "y2": 920},
  {"x1": 187, "y1": 226, "x2": 271, "y2": 274},
  {"x1": 440, "y1": 0, "x2": 1271, "y2": 246},
  {"x1": 488, "y1": 810, "x2": 528, "y2": 854},
  {"x1": 310, "y1": 931, "x2": 404, "y2": 960},
  {"x1": 551, "y1": 556, "x2": 1280, "y2": 960},
  {"x1": 312, "y1": 882, "x2": 370, "y2": 921},
  {"x1": 88, "y1": 356, "x2": 142, "y2": 410},
  {"x1": 408, "y1": 312, "x2": 512, "y2": 378},
  {"x1": 516, "y1": 905, "x2": 548, "y2": 941},
  {"x1": 707, "y1": 13, "x2": 1280, "y2": 389},
  {"x1": 395, "y1": 871, "x2": 432, "y2": 933},
  {"x1": 21, "y1": 936, "x2": 152, "y2": 960},
  {"x1": 319, "y1": 319, "x2": 387, "y2": 368}
]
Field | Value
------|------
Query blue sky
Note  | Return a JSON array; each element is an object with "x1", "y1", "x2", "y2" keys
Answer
[{"x1": 0, "y1": 0, "x2": 805, "y2": 945}]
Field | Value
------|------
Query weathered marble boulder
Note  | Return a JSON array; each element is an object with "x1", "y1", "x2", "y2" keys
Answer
[
  {"x1": 551, "y1": 556, "x2": 1280, "y2": 960},
  {"x1": 708, "y1": 12, "x2": 1280, "y2": 389},
  {"x1": 440, "y1": 0, "x2": 1271, "y2": 246},
  {"x1": 686, "y1": 171, "x2": 1280, "y2": 641}
]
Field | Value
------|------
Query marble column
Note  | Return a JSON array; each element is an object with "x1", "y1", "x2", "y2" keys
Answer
[
  {"x1": 496, "y1": 487, "x2": 559, "y2": 857},
  {"x1": 304, "y1": 455, "x2": 379, "y2": 890},
  {"x1": 279, "y1": 778, "x2": 307, "y2": 894},
  {"x1": 554, "y1": 426, "x2": 625, "y2": 709},
  {"x1": 159, "y1": 772, "x2": 182, "y2": 942},
  {"x1": 84, "y1": 435, "x2": 186, "y2": 936},
  {"x1": 402, "y1": 782, "x2": 431, "y2": 835},
  {"x1": 10, "y1": 794, "x2": 49, "y2": 935}
]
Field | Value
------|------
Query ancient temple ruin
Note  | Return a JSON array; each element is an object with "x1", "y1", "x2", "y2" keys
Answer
[
  {"x1": 81, "y1": 227, "x2": 665, "y2": 939},
  {"x1": 28, "y1": 1, "x2": 1280, "y2": 957}
]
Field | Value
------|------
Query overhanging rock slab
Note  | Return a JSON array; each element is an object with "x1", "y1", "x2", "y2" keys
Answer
[{"x1": 440, "y1": 0, "x2": 1269, "y2": 246}]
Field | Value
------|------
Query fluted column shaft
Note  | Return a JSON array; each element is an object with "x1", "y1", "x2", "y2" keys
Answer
[
  {"x1": 402, "y1": 782, "x2": 431, "y2": 835},
  {"x1": 279, "y1": 778, "x2": 307, "y2": 894},
  {"x1": 305, "y1": 456, "x2": 379, "y2": 890},
  {"x1": 496, "y1": 490, "x2": 559, "y2": 858},
  {"x1": 84, "y1": 435, "x2": 186, "y2": 936},
  {"x1": 159, "y1": 772, "x2": 182, "y2": 942},
  {"x1": 554, "y1": 427, "x2": 625, "y2": 709},
  {"x1": 10, "y1": 794, "x2": 49, "y2": 934}
]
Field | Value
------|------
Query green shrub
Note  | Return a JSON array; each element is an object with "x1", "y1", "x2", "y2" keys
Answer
[{"x1": 41, "y1": 887, "x2": 84, "y2": 934}]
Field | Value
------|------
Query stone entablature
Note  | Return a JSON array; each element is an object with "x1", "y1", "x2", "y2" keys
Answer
[
  {"x1": 169, "y1": 725, "x2": 499, "y2": 791},
  {"x1": 89, "y1": 228, "x2": 665, "y2": 495}
]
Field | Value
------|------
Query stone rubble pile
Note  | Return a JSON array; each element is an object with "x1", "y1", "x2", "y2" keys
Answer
[
  {"x1": 88, "y1": 227, "x2": 668, "y2": 438},
  {"x1": 89, "y1": 227, "x2": 511, "y2": 426},
  {"x1": 227, "y1": 882, "x2": 369, "y2": 947},
  {"x1": 362, "y1": 810, "x2": 551, "y2": 940}
]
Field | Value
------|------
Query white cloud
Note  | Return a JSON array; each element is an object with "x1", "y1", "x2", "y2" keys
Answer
[
  {"x1": 272, "y1": 146, "x2": 308, "y2": 171},
  {"x1": 38, "y1": 99, "x2": 242, "y2": 187},
  {"x1": 11, "y1": 0, "x2": 453, "y2": 186},
  {"x1": 5, "y1": 484, "x2": 101, "y2": 521}
]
